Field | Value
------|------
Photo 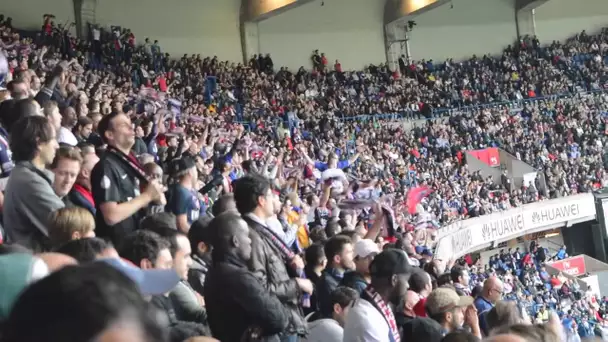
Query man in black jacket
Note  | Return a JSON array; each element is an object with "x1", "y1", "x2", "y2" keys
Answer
[
  {"x1": 187, "y1": 216, "x2": 213, "y2": 295},
  {"x1": 204, "y1": 211, "x2": 289, "y2": 342},
  {"x1": 234, "y1": 174, "x2": 311, "y2": 340}
]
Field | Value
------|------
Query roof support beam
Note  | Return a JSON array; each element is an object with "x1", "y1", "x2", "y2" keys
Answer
[{"x1": 242, "y1": 0, "x2": 316, "y2": 23}]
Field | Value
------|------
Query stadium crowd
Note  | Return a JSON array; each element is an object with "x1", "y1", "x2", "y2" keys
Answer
[{"x1": 0, "y1": 10, "x2": 606, "y2": 342}]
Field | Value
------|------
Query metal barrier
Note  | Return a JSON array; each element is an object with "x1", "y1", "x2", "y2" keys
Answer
[{"x1": 235, "y1": 88, "x2": 607, "y2": 127}]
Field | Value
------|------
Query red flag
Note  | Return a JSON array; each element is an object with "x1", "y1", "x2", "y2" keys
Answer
[{"x1": 406, "y1": 186, "x2": 432, "y2": 214}]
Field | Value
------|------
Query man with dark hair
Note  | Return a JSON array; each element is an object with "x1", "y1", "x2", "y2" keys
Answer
[
  {"x1": 74, "y1": 116, "x2": 93, "y2": 144},
  {"x1": 304, "y1": 286, "x2": 358, "y2": 342},
  {"x1": 91, "y1": 112, "x2": 165, "y2": 246},
  {"x1": 343, "y1": 249, "x2": 413, "y2": 342},
  {"x1": 4, "y1": 116, "x2": 62, "y2": 251},
  {"x1": 146, "y1": 224, "x2": 207, "y2": 326},
  {"x1": 119, "y1": 230, "x2": 173, "y2": 271},
  {"x1": 54, "y1": 237, "x2": 118, "y2": 262},
  {"x1": 2, "y1": 98, "x2": 41, "y2": 132},
  {"x1": 451, "y1": 266, "x2": 471, "y2": 296},
  {"x1": 57, "y1": 106, "x2": 78, "y2": 146},
  {"x1": 2, "y1": 262, "x2": 166, "y2": 342},
  {"x1": 6, "y1": 79, "x2": 28, "y2": 99},
  {"x1": 211, "y1": 193, "x2": 236, "y2": 217},
  {"x1": 409, "y1": 269, "x2": 433, "y2": 317},
  {"x1": 187, "y1": 216, "x2": 213, "y2": 295},
  {"x1": 204, "y1": 211, "x2": 290, "y2": 342},
  {"x1": 233, "y1": 173, "x2": 310, "y2": 340},
  {"x1": 317, "y1": 235, "x2": 355, "y2": 317},
  {"x1": 341, "y1": 239, "x2": 379, "y2": 294}
]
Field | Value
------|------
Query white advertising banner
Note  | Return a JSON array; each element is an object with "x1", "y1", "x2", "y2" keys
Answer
[
  {"x1": 434, "y1": 194, "x2": 596, "y2": 260},
  {"x1": 580, "y1": 274, "x2": 601, "y2": 297}
]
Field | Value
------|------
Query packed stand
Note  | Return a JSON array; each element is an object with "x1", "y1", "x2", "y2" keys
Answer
[{"x1": 0, "y1": 11, "x2": 608, "y2": 342}]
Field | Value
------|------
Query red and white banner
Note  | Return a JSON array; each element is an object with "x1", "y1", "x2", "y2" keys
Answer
[
  {"x1": 467, "y1": 147, "x2": 500, "y2": 167},
  {"x1": 549, "y1": 255, "x2": 586, "y2": 277}
]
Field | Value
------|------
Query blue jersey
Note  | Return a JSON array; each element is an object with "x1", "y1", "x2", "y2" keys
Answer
[
  {"x1": 166, "y1": 184, "x2": 201, "y2": 224},
  {"x1": 0, "y1": 128, "x2": 14, "y2": 178}
]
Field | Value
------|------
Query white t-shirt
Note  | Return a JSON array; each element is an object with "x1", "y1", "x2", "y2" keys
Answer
[
  {"x1": 342, "y1": 299, "x2": 390, "y2": 342},
  {"x1": 57, "y1": 126, "x2": 78, "y2": 146},
  {"x1": 92, "y1": 28, "x2": 100, "y2": 41}
]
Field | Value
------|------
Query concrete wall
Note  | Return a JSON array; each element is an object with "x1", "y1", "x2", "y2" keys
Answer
[
  {"x1": 408, "y1": 0, "x2": 519, "y2": 62},
  {"x1": 535, "y1": 0, "x2": 608, "y2": 43},
  {"x1": 257, "y1": 0, "x2": 386, "y2": 71},
  {"x1": 94, "y1": 0, "x2": 243, "y2": 62},
  {"x1": 0, "y1": 0, "x2": 75, "y2": 32}
]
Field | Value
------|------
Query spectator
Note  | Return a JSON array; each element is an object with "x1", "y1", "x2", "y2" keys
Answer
[
  {"x1": 341, "y1": 238, "x2": 380, "y2": 294},
  {"x1": 4, "y1": 115, "x2": 62, "y2": 251},
  {"x1": 303, "y1": 286, "x2": 358, "y2": 342},
  {"x1": 316, "y1": 235, "x2": 355, "y2": 317},
  {"x1": 156, "y1": 229, "x2": 208, "y2": 325},
  {"x1": 210, "y1": 193, "x2": 236, "y2": 217},
  {"x1": 234, "y1": 174, "x2": 310, "y2": 339},
  {"x1": 55, "y1": 237, "x2": 119, "y2": 262},
  {"x1": 0, "y1": 253, "x2": 50, "y2": 320},
  {"x1": 410, "y1": 269, "x2": 433, "y2": 317},
  {"x1": 304, "y1": 242, "x2": 327, "y2": 316},
  {"x1": 51, "y1": 146, "x2": 82, "y2": 200},
  {"x1": 489, "y1": 323, "x2": 561, "y2": 342},
  {"x1": 425, "y1": 287, "x2": 480, "y2": 338},
  {"x1": 47, "y1": 206, "x2": 95, "y2": 247},
  {"x1": 57, "y1": 106, "x2": 78, "y2": 146},
  {"x1": 400, "y1": 317, "x2": 445, "y2": 342},
  {"x1": 91, "y1": 112, "x2": 165, "y2": 246},
  {"x1": 187, "y1": 216, "x2": 213, "y2": 295},
  {"x1": 1, "y1": 262, "x2": 166, "y2": 342},
  {"x1": 64, "y1": 143, "x2": 99, "y2": 214},
  {"x1": 475, "y1": 276, "x2": 504, "y2": 336},
  {"x1": 166, "y1": 157, "x2": 200, "y2": 232},
  {"x1": 204, "y1": 211, "x2": 290, "y2": 341},
  {"x1": 343, "y1": 249, "x2": 413, "y2": 342},
  {"x1": 119, "y1": 230, "x2": 174, "y2": 272},
  {"x1": 451, "y1": 266, "x2": 471, "y2": 296},
  {"x1": 485, "y1": 301, "x2": 527, "y2": 333},
  {"x1": 42, "y1": 101, "x2": 62, "y2": 133},
  {"x1": 74, "y1": 116, "x2": 93, "y2": 144},
  {"x1": 118, "y1": 230, "x2": 183, "y2": 327},
  {"x1": 441, "y1": 330, "x2": 480, "y2": 342}
]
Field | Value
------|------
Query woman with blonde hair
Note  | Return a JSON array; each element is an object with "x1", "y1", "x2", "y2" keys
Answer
[{"x1": 48, "y1": 206, "x2": 95, "y2": 247}]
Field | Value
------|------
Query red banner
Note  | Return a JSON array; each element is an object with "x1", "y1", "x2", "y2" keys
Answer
[
  {"x1": 468, "y1": 148, "x2": 500, "y2": 167},
  {"x1": 549, "y1": 255, "x2": 586, "y2": 277}
]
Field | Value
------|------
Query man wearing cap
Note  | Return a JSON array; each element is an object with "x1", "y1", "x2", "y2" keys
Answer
[
  {"x1": 343, "y1": 249, "x2": 413, "y2": 342},
  {"x1": 341, "y1": 239, "x2": 379, "y2": 294},
  {"x1": 166, "y1": 156, "x2": 200, "y2": 232},
  {"x1": 425, "y1": 287, "x2": 481, "y2": 338}
]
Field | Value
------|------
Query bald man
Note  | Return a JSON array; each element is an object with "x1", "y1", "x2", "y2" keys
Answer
[{"x1": 474, "y1": 276, "x2": 503, "y2": 336}]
